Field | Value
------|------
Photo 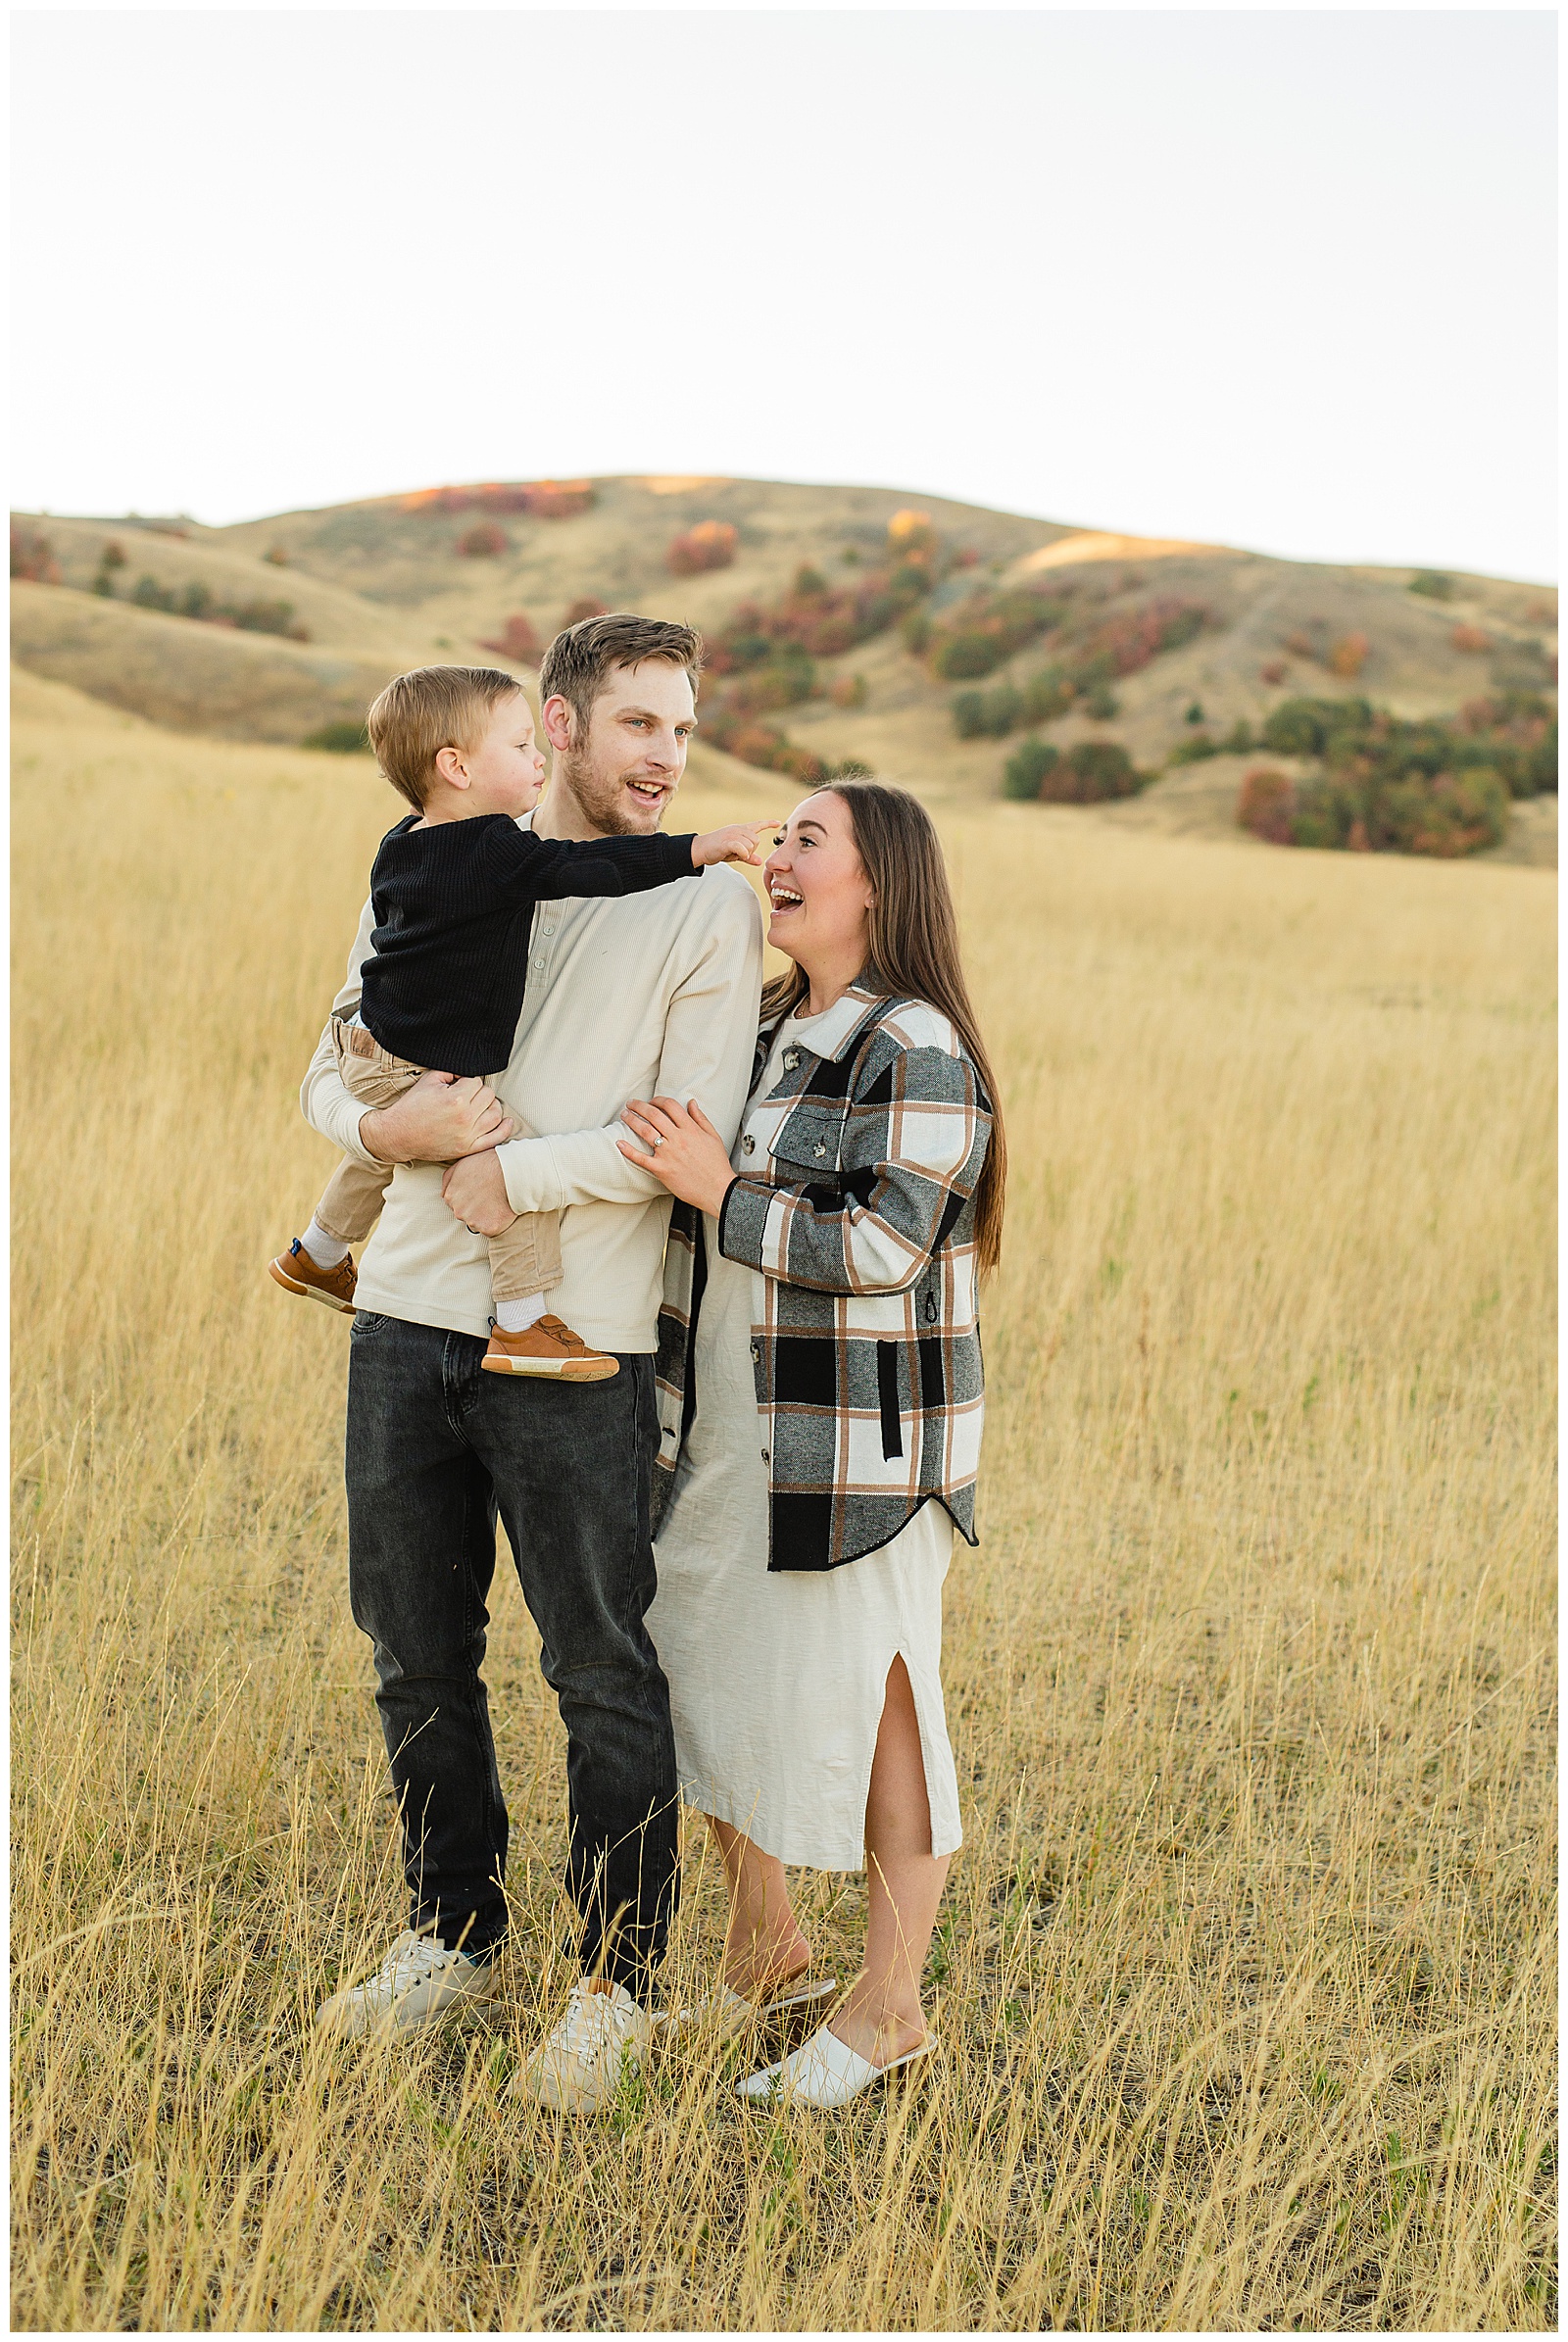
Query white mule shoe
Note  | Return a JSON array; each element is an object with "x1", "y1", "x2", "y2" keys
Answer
[
  {"x1": 657, "y1": 1976, "x2": 839, "y2": 2040},
  {"x1": 736, "y1": 2021, "x2": 933, "y2": 2108}
]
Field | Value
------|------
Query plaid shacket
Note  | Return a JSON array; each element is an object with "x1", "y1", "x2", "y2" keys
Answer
[{"x1": 651, "y1": 982, "x2": 992, "y2": 1572}]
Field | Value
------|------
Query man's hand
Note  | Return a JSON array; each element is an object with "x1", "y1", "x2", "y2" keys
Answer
[
  {"x1": 691, "y1": 818, "x2": 783, "y2": 869},
  {"x1": 441, "y1": 1148, "x2": 518, "y2": 1238},
  {"x1": 361, "y1": 1069, "x2": 515, "y2": 1165}
]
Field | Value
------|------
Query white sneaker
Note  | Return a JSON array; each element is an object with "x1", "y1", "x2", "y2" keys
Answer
[
  {"x1": 519, "y1": 1978, "x2": 652, "y2": 2114},
  {"x1": 315, "y1": 1928, "x2": 499, "y2": 2040}
]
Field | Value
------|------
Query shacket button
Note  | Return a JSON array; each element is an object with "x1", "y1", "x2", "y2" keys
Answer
[
  {"x1": 813, "y1": 1143, "x2": 827, "y2": 1156},
  {"x1": 751, "y1": 1343, "x2": 760, "y2": 1364},
  {"x1": 760, "y1": 1447, "x2": 769, "y2": 1464},
  {"x1": 542, "y1": 923, "x2": 555, "y2": 936},
  {"x1": 741, "y1": 1134, "x2": 756, "y2": 1154},
  {"x1": 783, "y1": 1049, "x2": 800, "y2": 1070},
  {"x1": 533, "y1": 956, "x2": 545, "y2": 970}
]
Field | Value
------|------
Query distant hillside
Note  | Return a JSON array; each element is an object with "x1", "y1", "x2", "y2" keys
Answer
[{"x1": 12, "y1": 477, "x2": 1556, "y2": 856}]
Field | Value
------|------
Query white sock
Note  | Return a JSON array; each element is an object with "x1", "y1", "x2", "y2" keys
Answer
[
  {"x1": 495, "y1": 1293, "x2": 548, "y2": 1334},
  {"x1": 301, "y1": 1217, "x2": 351, "y2": 1269}
]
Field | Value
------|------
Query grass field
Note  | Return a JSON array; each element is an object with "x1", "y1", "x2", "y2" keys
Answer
[{"x1": 11, "y1": 676, "x2": 1556, "y2": 2329}]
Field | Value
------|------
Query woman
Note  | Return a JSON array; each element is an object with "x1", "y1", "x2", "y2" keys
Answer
[{"x1": 617, "y1": 780, "x2": 1005, "y2": 2109}]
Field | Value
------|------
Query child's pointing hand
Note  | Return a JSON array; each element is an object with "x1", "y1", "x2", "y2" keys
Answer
[{"x1": 691, "y1": 819, "x2": 783, "y2": 869}]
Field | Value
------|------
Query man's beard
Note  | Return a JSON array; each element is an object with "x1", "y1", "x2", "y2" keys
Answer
[{"x1": 557, "y1": 746, "x2": 665, "y2": 837}]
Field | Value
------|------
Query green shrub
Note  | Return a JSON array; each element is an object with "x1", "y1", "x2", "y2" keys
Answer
[
  {"x1": 827, "y1": 757, "x2": 874, "y2": 780},
  {"x1": 1290, "y1": 765, "x2": 1508, "y2": 856},
  {"x1": 1167, "y1": 734, "x2": 1218, "y2": 766},
  {"x1": 231, "y1": 597, "x2": 306, "y2": 639},
  {"x1": 1409, "y1": 570, "x2": 1455, "y2": 601},
  {"x1": 934, "y1": 632, "x2": 1006, "y2": 680},
  {"x1": 1237, "y1": 693, "x2": 1520, "y2": 854},
  {"x1": 1021, "y1": 669, "x2": 1075, "y2": 725},
  {"x1": 1002, "y1": 739, "x2": 1058, "y2": 799},
  {"x1": 1040, "y1": 741, "x2": 1148, "y2": 804},
  {"x1": 1259, "y1": 697, "x2": 1373, "y2": 757},
  {"x1": 1219, "y1": 719, "x2": 1255, "y2": 754},
  {"x1": 900, "y1": 610, "x2": 932, "y2": 655},
  {"x1": 954, "y1": 683, "x2": 1022, "y2": 738},
  {"x1": 1185, "y1": 701, "x2": 1204, "y2": 725},
  {"x1": 302, "y1": 721, "x2": 371, "y2": 754},
  {"x1": 126, "y1": 575, "x2": 305, "y2": 639},
  {"x1": 1084, "y1": 685, "x2": 1120, "y2": 720}
]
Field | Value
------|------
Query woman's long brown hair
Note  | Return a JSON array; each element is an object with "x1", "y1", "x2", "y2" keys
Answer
[{"x1": 760, "y1": 780, "x2": 1007, "y2": 1275}]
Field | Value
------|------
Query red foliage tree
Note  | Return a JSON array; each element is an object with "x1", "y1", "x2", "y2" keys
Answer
[
  {"x1": 564, "y1": 598, "x2": 610, "y2": 625},
  {"x1": 457, "y1": 522, "x2": 508, "y2": 559},
  {"x1": 480, "y1": 613, "x2": 543, "y2": 662},
  {"x1": 405, "y1": 480, "x2": 596, "y2": 520},
  {"x1": 10, "y1": 527, "x2": 60, "y2": 583},
  {"x1": 1236, "y1": 767, "x2": 1297, "y2": 845},
  {"x1": 667, "y1": 520, "x2": 738, "y2": 576}
]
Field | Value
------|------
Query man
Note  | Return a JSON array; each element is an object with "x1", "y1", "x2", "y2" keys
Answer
[{"x1": 303, "y1": 614, "x2": 763, "y2": 2112}]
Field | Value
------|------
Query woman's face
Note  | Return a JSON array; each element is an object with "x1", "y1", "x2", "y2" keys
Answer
[{"x1": 763, "y1": 792, "x2": 876, "y2": 973}]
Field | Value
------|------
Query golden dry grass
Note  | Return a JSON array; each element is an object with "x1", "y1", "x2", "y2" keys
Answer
[{"x1": 11, "y1": 684, "x2": 1557, "y2": 2329}]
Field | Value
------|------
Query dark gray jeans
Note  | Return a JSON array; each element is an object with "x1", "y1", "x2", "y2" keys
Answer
[{"x1": 343, "y1": 1311, "x2": 679, "y2": 2000}]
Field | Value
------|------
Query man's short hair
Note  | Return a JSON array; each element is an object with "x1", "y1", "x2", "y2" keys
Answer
[
  {"x1": 538, "y1": 613, "x2": 703, "y2": 736},
  {"x1": 366, "y1": 665, "x2": 523, "y2": 809}
]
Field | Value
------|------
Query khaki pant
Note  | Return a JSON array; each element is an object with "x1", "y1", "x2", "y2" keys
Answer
[{"x1": 313, "y1": 1017, "x2": 562, "y2": 1303}]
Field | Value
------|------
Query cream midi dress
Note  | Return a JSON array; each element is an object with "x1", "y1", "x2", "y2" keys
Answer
[{"x1": 648, "y1": 1012, "x2": 963, "y2": 1872}]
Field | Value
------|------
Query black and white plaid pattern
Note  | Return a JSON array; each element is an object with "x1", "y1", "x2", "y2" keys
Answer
[{"x1": 652, "y1": 984, "x2": 992, "y2": 1572}]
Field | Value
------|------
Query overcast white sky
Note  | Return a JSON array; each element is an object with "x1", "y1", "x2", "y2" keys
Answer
[{"x1": 10, "y1": 9, "x2": 1557, "y2": 579}]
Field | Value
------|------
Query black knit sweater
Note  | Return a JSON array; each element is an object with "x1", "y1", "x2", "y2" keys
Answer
[{"x1": 358, "y1": 813, "x2": 699, "y2": 1075}]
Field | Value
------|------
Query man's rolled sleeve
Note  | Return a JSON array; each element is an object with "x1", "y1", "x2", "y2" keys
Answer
[{"x1": 498, "y1": 1125, "x2": 665, "y2": 1217}]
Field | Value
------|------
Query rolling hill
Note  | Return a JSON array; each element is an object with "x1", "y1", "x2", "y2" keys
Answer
[{"x1": 11, "y1": 476, "x2": 1556, "y2": 859}]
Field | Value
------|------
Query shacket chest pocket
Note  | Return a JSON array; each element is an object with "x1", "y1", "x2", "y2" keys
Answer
[{"x1": 768, "y1": 1098, "x2": 848, "y2": 1183}]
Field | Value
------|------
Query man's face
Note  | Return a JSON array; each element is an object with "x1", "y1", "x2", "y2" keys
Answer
[{"x1": 544, "y1": 659, "x2": 697, "y2": 835}]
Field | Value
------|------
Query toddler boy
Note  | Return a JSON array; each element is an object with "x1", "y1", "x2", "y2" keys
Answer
[{"x1": 270, "y1": 663, "x2": 772, "y2": 1380}]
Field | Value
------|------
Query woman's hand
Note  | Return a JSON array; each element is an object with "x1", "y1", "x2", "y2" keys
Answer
[
  {"x1": 617, "y1": 1097, "x2": 737, "y2": 1217},
  {"x1": 361, "y1": 1069, "x2": 515, "y2": 1165},
  {"x1": 440, "y1": 1149, "x2": 517, "y2": 1238}
]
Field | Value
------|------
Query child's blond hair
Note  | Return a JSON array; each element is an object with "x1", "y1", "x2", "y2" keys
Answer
[{"x1": 366, "y1": 665, "x2": 524, "y2": 809}]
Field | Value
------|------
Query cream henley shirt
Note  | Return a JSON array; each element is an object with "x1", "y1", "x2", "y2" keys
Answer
[{"x1": 300, "y1": 817, "x2": 764, "y2": 1351}]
